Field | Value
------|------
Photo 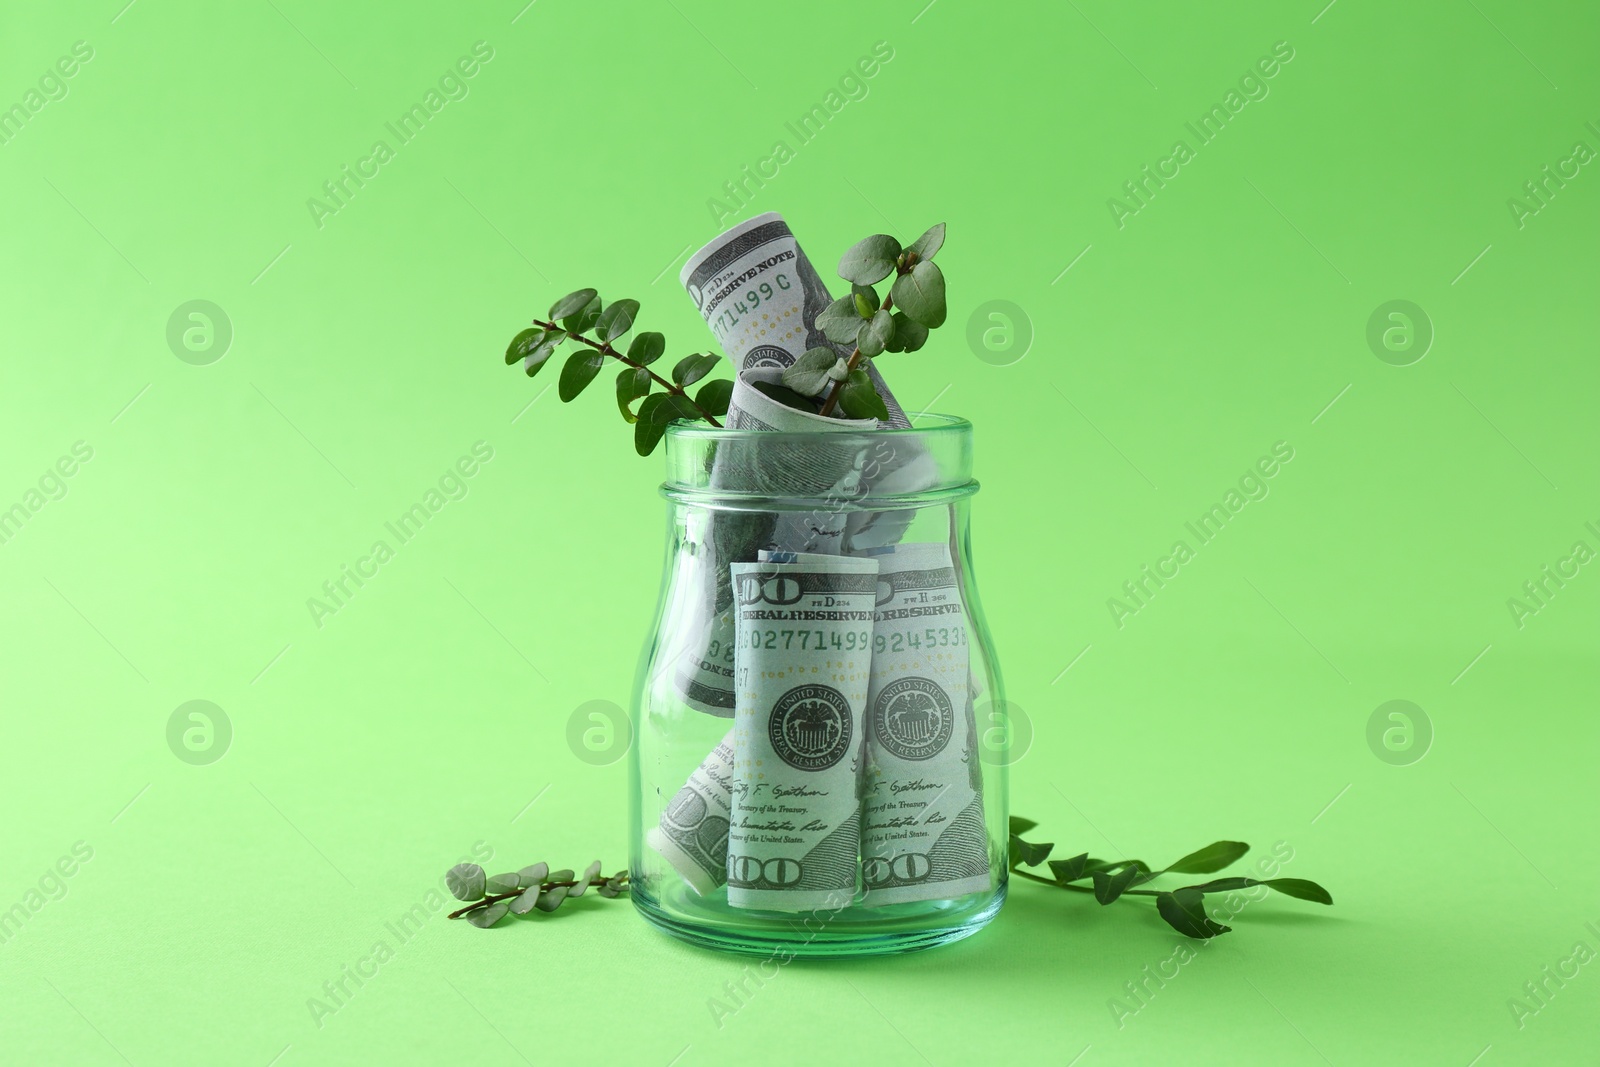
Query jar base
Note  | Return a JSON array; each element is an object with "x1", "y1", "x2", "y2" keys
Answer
[{"x1": 631, "y1": 881, "x2": 1006, "y2": 959}]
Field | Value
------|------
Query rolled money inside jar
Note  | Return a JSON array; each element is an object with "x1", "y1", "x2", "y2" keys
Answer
[
  {"x1": 671, "y1": 366, "x2": 879, "y2": 717},
  {"x1": 860, "y1": 542, "x2": 991, "y2": 906},
  {"x1": 727, "y1": 555, "x2": 878, "y2": 911},
  {"x1": 647, "y1": 728, "x2": 736, "y2": 895}
]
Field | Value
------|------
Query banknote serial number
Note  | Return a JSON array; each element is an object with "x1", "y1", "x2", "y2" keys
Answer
[
  {"x1": 876, "y1": 627, "x2": 966, "y2": 654},
  {"x1": 712, "y1": 273, "x2": 792, "y2": 337},
  {"x1": 746, "y1": 627, "x2": 871, "y2": 651}
]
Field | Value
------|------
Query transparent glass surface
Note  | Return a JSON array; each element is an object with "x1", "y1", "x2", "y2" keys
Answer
[{"x1": 629, "y1": 415, "x2": 1008, "y2": 958}]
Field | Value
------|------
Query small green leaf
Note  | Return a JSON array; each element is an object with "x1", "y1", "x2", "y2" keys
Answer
[
  {"x1": 559, "y1": 350, "x2": 605, "y2": 402},
  {"x1": 634, "y1": 393, "x2": 705, "y2": 455},
  {"x1": 549, "y1": 288, "x2": 597, "y2": 321},
  {"x1": 466, "y1": 900, "x2": 510, "y2": 928},
  {"x1": 857, "y1": 309, "x2": 894, "y2": 357},
  {"x1": 1264, "y1": 878, "x2": 1334, "y2": 905},
  {"x1": 627, "y1": 331, "x2": 666, "y2": 366},
  {"x1": 838, "y1": 234, "x2": 902, "y2": 285},
  {"x1": 1008, "y1": 817, "x2": 1039, "y2": 837},
  {"x1": 817, "y1": 295, "x2": 864, "y2": 344},
  {"x1": 672, "y1": 353, "x2": 721, "y2": 388},
  {"x1": 617, "y1": 366, "x2": 652, "y2": 423},
  {"x1": 1156, "y1": 888, "x2": 1231, "y2": 939},
  {"x1": 781, "y1": 347, "x2": 841, "y2": 396},
  {"x1": 446, "y1": 863, "x2": 486, "y2": 902},
  {"x1": 596, "y1": 885, "x2": 620, "y2": 898},
  {"x1": 1182, "y1": 876, "x2": 1333, "y2": 905},
  {"x1": 890, "y1": 260, "x2": 946, "y2": 329},
  {"x1": 505, "y1": 327, "x2": 544, "y2": 365},
  {"x1": 484, "y1": 872, "x2": 520, "y2": 895},
  {"x1": 534, "y1": 886, "x2": 568, "y2": 912},
  {"x1": 890, "y1": 312, "x2": 929, "y2": 353},
  {"x1": 836, "y1": 368, "x2": 889, "y2": 421},
  {"x1": 563, "y1": 293, "x2": 603, "y2": 335},
  {"x1": 696, "y1": 378, "x2": 733, "y2": 418},
  {"x1": 513, "y1": 328, "x2": 565, "y2": 377},
  {"x1": 1092, "y1": 864, "x2": 1140, "y2": 905},
  {"x1": 517, "y1": 863, "x2": 548, "y2": 889},
  {"x1": 507, "y1": 888, "x2": 541, "y2": 915},
  {"x1": 906, "y1": 222, "x2": 946, "y2": 263},
  {"x1": 1010, "y1": 834, "x2": 1054, "y2": 867},
  {"x1": 595, "y1": 299, "x2": 640, "y2": 343},
  {"x1": 1165, "y1": 841, "x2": 1250, "y2": 875},
  {"x1": 634, "y1": 394, "x2": 670, "y2": 456},
  {"x1": 570, "y1": 861, "x2": 603, "y2": 898},
  {"x1": 1048, "y1": 853, "x2": 1091, "y2": 884},
  {"x1": 853, "y1": 283, "x2": 881, "y2": 314}
]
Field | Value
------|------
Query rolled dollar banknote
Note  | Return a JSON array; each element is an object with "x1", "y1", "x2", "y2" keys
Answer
[
  {"x1": 647, "y1": 728, "x2": 736, "y2": 895},
  {"x1": 727, "y1": 554, "x2": 878, "y2": 911},
  {"x1": 861, "y1": 542, "x2": 991, "y2": 906},
  {"x1": 673, "y1": 367, "x2": 879, "y2": 716},
  {"x1": 680, "y1": 211, "x2": 909, "y2": 427}
]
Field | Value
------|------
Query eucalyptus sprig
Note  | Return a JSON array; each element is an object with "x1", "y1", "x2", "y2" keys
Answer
[
  {"x1": 504, "y1": 289, "x2": 732, "y2": 456},
  {"x1": 783, "y1": 223, "x2": 947, "y2": 420},
  {"x1": 1008, "y1": 817, "x2": 1333, "y2": 939},
  {"x1": 445, "y1": 860, "x2": 629, "y2": 928}
]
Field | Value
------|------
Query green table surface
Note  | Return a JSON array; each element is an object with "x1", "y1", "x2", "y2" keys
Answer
[{"x1": 2, "y1": 1, "x2": 1596, "y2": 1063}]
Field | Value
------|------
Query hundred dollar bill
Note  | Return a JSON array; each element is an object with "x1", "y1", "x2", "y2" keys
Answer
[
  {"x1": 860, "y1": 542, "x2": 991, "y2": 906},
  {"x1": 727, "y1": 555, "x2": 878, "y2": 911},
  {"x1": 647, "y1": 728, "x2": 736, "y2": 895},
  {"x1": 679, "y1": 211, "x2": 909, "y2": 428}
]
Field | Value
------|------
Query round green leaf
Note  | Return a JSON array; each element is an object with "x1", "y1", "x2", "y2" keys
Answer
[
  {"x1": 465, "y1": 900, "x2": 510, "y2": 928},
  {"x1": 673, "y1": 353, "x2": 721, "y2": 388},
  {"x1": 517, "y1": 863, "x2": 549, "y2": 889},
  {"x1": 505, "y1": 327, "x2": 544, "y2": 365},
  {"x1": 507, "y1": 888, "x2": 542, "y2": 915},
  {"x1": 816, "y1": 295, "x2": 865, "y2": 344},
  {"x1": 446, "y1": 863, "x2": 486, "y2": 902},
  {"x1": 616, "y1": 366, "x2": 652, "y2": 423},
  {"x1": 696, "y1": 377, "x2": 734, "y2": 418},
  {"x1": 534, "y1": 885, "x2": 569, "y2": 912},
  {"x1": 890, "y1": 260, "x2": 946, "y2": 329},
  {"x1": 781, "y1": 347, "x2": 841, "y2": 396},
  {"x1": 836, "y1": 369, "x2": 889, "y2": 421},
  {"x1": 595, "y1": 299, "x2": 640, "y2": 343},
  {"x1": 890, "y1": 312, "x2": 929, "y2": 353},
  {"x1": 857, "y1": 309, "x2": 894, "y2": 357},
  {"x1": 906, "y1": 222, "x2": 946, "y2": 263},
  {"x1": 558, "y1": 350, "x2": 606, "y2": 402},
  {"x1": 634, "y1": 394, "x2": 671, "y2": 456},
  {"x1": 627, "y1": 331, "x2": 666, "y2": 365},
  {"x1": 548, "y1": 288, "x2": 597, "y2": 321},
  {"x1": 838, "y1": 234, "x2": 901, "y2": 285},
  {"x1": 484, "y1": 872, "x2": 520, "y2": 895},
  {"x1": 562, "y1": 293, "x2": 603, "y2": 335}
]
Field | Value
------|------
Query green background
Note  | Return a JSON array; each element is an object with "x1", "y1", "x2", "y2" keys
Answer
[{"x1": 2, "y1": 0, "x2": 1596, "y2": 1063}]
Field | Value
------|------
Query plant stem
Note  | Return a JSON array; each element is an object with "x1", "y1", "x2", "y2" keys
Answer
[
  {"x1": 447, "y1": 871, "x2": 631, "y2": 919},
  {"x1": 1010, "y1": 867, "x2": 1160, "y2": 897},
  {"x1": 533, "y1": 319, "x2": 724, "y2": 428},
  {"x1": 816, "y1": 293, "x2": 894, "y2": 419}
]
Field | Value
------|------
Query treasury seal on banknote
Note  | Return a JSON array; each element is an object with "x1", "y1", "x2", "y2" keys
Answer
[{"x1": 768, "y1": 684, "x2": 854, "y2": 771}]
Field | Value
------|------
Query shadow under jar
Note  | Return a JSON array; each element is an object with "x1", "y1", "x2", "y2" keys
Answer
[{"x1": 628, "y1": 414, "x2": 1009, "y2": 958}]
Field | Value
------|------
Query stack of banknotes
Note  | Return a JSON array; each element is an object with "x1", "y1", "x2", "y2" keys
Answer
[{"x1": 645, "y1": 215, "x2": 991, "y2": 912}]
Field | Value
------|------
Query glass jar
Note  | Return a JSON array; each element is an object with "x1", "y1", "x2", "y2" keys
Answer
[{"x1": 628, "y1": 414, "x2": 1008, "y2": 957}]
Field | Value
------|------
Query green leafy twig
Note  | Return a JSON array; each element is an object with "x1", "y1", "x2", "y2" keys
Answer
[
  {"x1": 504, "y1": 288, "x2": 732, "y2": 455},
  {"x1": 786, "y1": 223, "x2": 948, "y2": 420},
  {"x1": 1008, "y1": 816, "x2": 1332, "y2": 939},
  {"x1": 445, "y1": 861, "x2": 629, "y2": 928}
]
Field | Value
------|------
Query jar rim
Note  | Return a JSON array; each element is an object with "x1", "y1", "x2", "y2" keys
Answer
[{"x1": 665, "y1": 411, "x2": 971, "y2": 443}]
